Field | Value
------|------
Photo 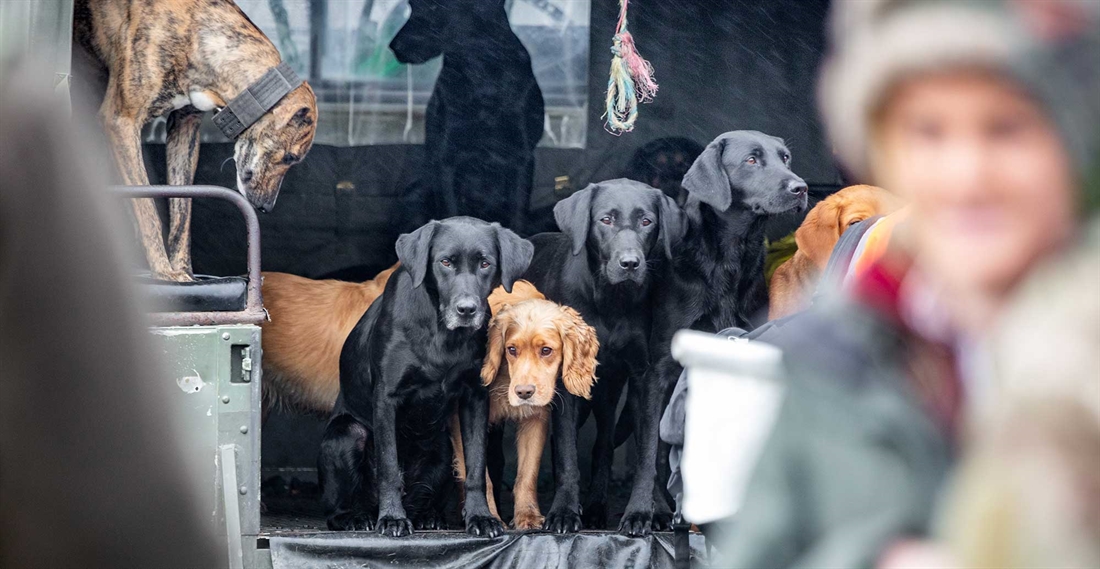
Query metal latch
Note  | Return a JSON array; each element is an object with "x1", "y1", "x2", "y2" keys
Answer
[{"x1": 240, "y1": 347, "x2": 253, "y2": 383}]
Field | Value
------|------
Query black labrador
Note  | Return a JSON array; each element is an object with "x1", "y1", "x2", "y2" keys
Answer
[
  {"x1": 318, "y1": 217, "x2": 534, "y2": 538},
  {"x1": 522, "y1": 179, "x2": 685, "y2": 534},
  {"x1": 620, "y1": 131, "x2": 808, "y2": 534},
  {"x1": 390, "y1": 0, "x2": 544, "y2": 232}
]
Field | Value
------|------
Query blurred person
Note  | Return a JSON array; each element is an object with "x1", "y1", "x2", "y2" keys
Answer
[
  {"x1": 0, "y1": 57, "x2": 221, "y2": 568},
  {"x1": 710, "y1": 1, "x2": 1099, "y2": 567},
  {"x1": 944, "y1": 220, "x2": 1100, "y2": 569},
  {"x1": 623, "y1": 136, "x2": 704, "y2": 205}
]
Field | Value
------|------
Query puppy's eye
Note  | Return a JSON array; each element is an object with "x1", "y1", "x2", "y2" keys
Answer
[
  {"x1": 746, "y1": 156, "x2": 757, "y2": 165},
  {"x1": 440, "y1": 259, "x2": 452, "y2": 267},
  {"x1": 540, "y1": 347, "x2": 552, "y2": 357},
  {"x1": 600, "y1": 216, "x2": 613, "y2": 225},
  {"x1": 507, "y1": 346, "x2": 517, "y2": 356},
  {"x1": 848, "y1": 218, "x2": 862, "y2": 227},
  {"x1": 781, "y1": 154, "x2": 790, "y2": 164},
  {"x1": 640, "y1": 218, "x2": 653, "y2": 227},
  {"x1": 282, "y1": 153, "x2": 298, "y2": 165},
  {"x1": 480, "y1": 260, "x2": 491, "y2": 270}
]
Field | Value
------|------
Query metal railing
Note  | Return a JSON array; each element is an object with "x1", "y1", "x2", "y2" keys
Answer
[{"x1": 113, "y1": 185, "x2": 264, "y2": 326}]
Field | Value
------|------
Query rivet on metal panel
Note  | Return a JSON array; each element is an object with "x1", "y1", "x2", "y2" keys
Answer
[
  {"x1": 222, "y1": 332, "x2": 231, "y2": 341},
  {"x1": 240, "y1": 425, "x2": 249, "y2": 434},
  {"x1": 239, "y1": 485, "x2": 248, "y2": 495},
  {"x1": 222, "y1": 395, "x2": 231, "y2": 404}
]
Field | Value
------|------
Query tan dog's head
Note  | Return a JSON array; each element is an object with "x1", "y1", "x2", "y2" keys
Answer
[
  {"x1": 234, "y1": 82, "x2": 317, "y2": 212},
  {"x1": 794, "y1": 184, "x2": 902, "y2": 269},
  {"x1": 481, "y1": 300, "x2": 599, "y2": 408}
]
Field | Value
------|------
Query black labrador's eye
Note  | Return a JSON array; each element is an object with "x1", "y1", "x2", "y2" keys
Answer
[
  {"x1": 440, "y1": 258, "x2": 452, "y2": 267},
  {"x1": 540, "y1": 346, "x2": 552, "y2": 356},
  {"x1": 640, "y1": 217, "x2": 653, "y2": 227},
  {"x1": 282, "y1": 153, "x2": 298, "y2": 165},
  {"x1": 507, "y1": 346, "x2": 517, "y2": 356},
  {"x1": 599, "y1": 216, "x2": 613, "y2": 225},
  {"x1": 746, "y1": 156, "x2": 757, "y2": 165},
  {"x1": 480, "y1": 260, "x2": 491, "y2": 270}
]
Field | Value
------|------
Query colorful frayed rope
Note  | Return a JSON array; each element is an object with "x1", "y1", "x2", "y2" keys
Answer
[{"x1": 603, "y1": 0, "x2": 658, "y2": 135}]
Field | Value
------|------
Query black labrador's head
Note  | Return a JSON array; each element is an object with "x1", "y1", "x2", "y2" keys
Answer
[
  {"x1": 682, "y1": 131, "x2": 808, "y2": 215},
  {"x1": 554, "y1": 179, "x2": 686, "y2": 286},
  {"x1": 397, "y1": 217, "x2": 534, "y2": 330},
  {"x1": 390, "y1": 0, "x2": 509, "y2": 64}
]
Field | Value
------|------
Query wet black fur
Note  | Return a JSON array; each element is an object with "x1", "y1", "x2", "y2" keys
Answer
[
  {"x1": 318, "y1": 217, "x2": 533, "y2": 538},
  {"x1": 390, "y1": 0, "x2": 544, "y2": 232},
  {"x1": 624, "y1": 131, "x2": 809, "y2": 535},
  {"x1": 520, "y1": 180, "x2": 685, "y2": 535}
]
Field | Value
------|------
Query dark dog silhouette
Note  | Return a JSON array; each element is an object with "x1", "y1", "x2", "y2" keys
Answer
[{"x1": 391, "y1": 0, "x2": 544, "y2": 233}]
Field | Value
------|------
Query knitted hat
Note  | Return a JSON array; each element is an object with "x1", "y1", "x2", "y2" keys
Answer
[{"x1": 819, "y1": 0, "x2": 1100, "y2": 182}]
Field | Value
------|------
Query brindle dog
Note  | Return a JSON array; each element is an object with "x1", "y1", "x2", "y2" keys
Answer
[{"x1": 74, "y1": 0, "x2": 317, "y2": 281}]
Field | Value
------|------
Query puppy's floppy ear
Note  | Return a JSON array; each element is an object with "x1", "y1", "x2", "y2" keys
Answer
[
  {"x1": 682, "y1": 137, "x2": 732, "y2": 212},
  {"x1": 554, "y1": 184, "x2": 596, "y2": 256},
  {"x1": 556, "y1": 305, "x2": 599, "y2": 400},
  {"x1": 656, "y1": 191, "x2": 686, "y2": 259},
  {"x1": 794, "y1": 198, "x2": 841, "y2": 270},
  {"x1": 395, "y1": 220, "x2": 438, "y2": 288},
  {"x1": 495, "y1": 224, "x2": 534, "y2": 293},
  {"x1": 481, "y1": 311, "x2": 509, "y2": 386}
]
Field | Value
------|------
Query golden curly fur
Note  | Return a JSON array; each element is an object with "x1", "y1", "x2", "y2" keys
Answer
[{"x1": 451, "y1": 281, "x2": 599, "y2": 529}]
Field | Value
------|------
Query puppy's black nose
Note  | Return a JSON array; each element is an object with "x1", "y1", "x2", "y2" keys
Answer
[
  {"x1": 241, "y1": 169, "x2": 254, "y2": 184},
  {"x1": 787, "y1": 180, "x2": 808, "y2": 195},
  {"x1": 515, "y1": 385, "x2": 535, "y2": 400},
  {"x1": 618, "y1": 255, "x2": 641, "y2": 271},
  {"x1": 455, "y1": 300, "x2": 478, "y2": 317}
]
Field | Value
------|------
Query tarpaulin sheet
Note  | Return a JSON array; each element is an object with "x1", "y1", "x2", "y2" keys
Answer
[{"x1": 270, "y1": 531, "x2": 709, "y2": 569}]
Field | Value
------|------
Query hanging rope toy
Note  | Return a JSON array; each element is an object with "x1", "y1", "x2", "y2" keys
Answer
[{"x1": 604, "y1": 0, "x2": 658, "y2": 135}]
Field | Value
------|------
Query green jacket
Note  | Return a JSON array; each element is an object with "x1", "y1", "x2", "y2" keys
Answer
[{"x1": 714, "y1": 300, "x2": 955, "y2": 569}]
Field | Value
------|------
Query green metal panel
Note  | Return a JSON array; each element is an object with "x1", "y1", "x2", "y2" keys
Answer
[{"x1": 149, "y1": 324, "x2": 263, "y2": 568}]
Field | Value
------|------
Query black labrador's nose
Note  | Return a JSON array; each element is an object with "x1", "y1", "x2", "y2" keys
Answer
[
  {"x1": 618, "y1": 255, "x2": 641, "y2": 271},
  {"x1": 786, "y1": 179, "x2": 808, "y2": 195},
  {"x1": 515, "y1": 384, "x2": 535, "y2": 400},
  {"x1": 455, "y1": 300, "x2": 478, "y2": 317}
]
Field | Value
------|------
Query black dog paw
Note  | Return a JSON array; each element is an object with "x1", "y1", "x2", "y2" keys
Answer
[
  {"x1": 651, "y1": 511, "x2": 674, "y2": 532},
  {"x1": 542, "y1": 508, "x2": 582, "y2": 534},
  {"x1": 413, "y1": 511, "x2": 447, "y2": 530},
  {"x1": 581, "y1": 502, "x2": 608, "y2": 530},
  {"x1": 465, "y1": 514, "x2": 505, "y2": 538},
  {"x1": 618, "y1": 510, "x2": 653, "y2": 537},
  {"x1": 377, "y1": 516, "x2": 413, "y2": 537},
  {"x1": 327, "y1": 512, "x2": 375, "y2": 531}
]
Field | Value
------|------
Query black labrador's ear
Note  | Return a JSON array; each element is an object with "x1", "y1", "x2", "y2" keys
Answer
[
  {"x1": 656, "y1": 191, "x2": 686, "y2": 259},
  {"x1": 495, "y1": 225, "x2": 534, "y2": 293},
  {"x1": 554, "y1": 183, "x2": 596, "y2": 256},
  {"x1": 395, "y1": 220, "x2": 438, "y2": 288},
  {"x1": 682, "y1": 137, "x2": 732, "y2": 212}
]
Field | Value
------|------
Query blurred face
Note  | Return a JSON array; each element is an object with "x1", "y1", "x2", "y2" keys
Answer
[{"x1": 872, "y1": 71, "x2": 1076, "y2": 305}]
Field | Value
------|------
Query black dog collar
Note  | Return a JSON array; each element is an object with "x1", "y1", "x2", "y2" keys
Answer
[{"x1": 212, "y1": 61, "x2": 303, "y2": 139}]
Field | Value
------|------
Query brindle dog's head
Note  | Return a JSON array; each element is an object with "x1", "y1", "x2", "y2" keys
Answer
[{"x1": 233, "y1": 83, "x2": 317, "y2": 212}]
